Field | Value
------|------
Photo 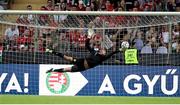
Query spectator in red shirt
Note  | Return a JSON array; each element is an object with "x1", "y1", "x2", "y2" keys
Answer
[
  {"x1": 133, "y1": 0, "x2": 141, "y2": 11},
  {"x1": 176, "y1": 40, "x2": 180, "y2": 53},
  {"x1": 97, "y1": 0, "x2": 106, "y2": 10},
  {"x1": 38, "y1": 38, "x2": 45, "y2": 52},
  {"x1": 25, "y1": 27, "x2": 34, "y2": 37},
  {"x1": 77, "y1": 0, "x2": 86, "y2": 11},
  {"x1": 105, "y1": 0, "x2": 113, "y2": 11},
  {"x1": 39, "y1": 6, "x2": 49, "y2": 25},
  {"x1": 143, "y1": 0, "x2": 156, "y2": 11},
  {"x1": 0, "y1": 36, "x2": 4, "y2": 50},
  {"x1": 86, "y1": 6, "x2": 91, "y2": 11},
  {"x1": 70, "y1": 5, "x2": 77, "y2": 11},
  {"x1": 144, "y1": 5, "x2": 150, "y2": 11},
  {"x1": 48, "y1": 15, "x2": 58, "y2": 27},
  {"x1": 68, "y1": 30, "x2": 79, "y2": 44},
  {"x1": 90, "y1": 1, "x2": 98, "y2": 11},
  {"x1": 46, "y1": 0, "x2": 54, "y2": 11},
  {"x1": 78, "y1": 33, "x2": 86, "y2": 48},
  {"x1": 61, "y1": 2, "x2": 67, "y2": 11},
  {"x1": 133, "y1": 7, "x2": 138, "y2": 11}
]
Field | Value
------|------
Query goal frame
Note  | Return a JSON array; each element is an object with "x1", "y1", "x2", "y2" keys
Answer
[
  {"x1": 0, "y1": 11, "x2": 180, "y2": 54},
  {"x1": 0, "y1": 10, "x2": 180, "y2": 16}
]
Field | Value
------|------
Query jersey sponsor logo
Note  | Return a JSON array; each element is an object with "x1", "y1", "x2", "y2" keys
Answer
[{"x1": 46, "y1": 72, "x2": 70, "y2": 94}]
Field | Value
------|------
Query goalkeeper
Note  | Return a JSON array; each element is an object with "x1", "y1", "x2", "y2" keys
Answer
[
  {"x1": 46, "y1": 35, "x2": 122, "y2": 73},
  {"x1": 46, "y1": 29, "x2": 123, "y2": 73}
]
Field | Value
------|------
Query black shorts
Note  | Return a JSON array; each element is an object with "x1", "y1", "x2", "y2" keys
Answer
[{"x1": 71, "y1": 58, "x2": 86, "y2": 72}]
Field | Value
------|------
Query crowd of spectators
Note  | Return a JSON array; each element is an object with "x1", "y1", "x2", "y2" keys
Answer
[
  {"x1": 0, "y1": 0, "x2": 12, "y2": 10},
  {"x1": 52, "y1": 0, "x2": 180, "y2": 11},
  {"x1": 1, "y1": 0, "x2": 180, "y2": 54}
]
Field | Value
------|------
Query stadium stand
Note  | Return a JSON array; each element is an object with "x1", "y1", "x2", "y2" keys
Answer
[
  {"x1": 0, "y1": 0, "x2": 12, "y2": 10},
  {"x1": 0, "y1": 0, "x2": 180, "y2": 65}
]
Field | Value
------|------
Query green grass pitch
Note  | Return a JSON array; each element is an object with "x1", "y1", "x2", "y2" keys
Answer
[{"x1": 0, "y1": 95, "x2": 180, "y2": 104}]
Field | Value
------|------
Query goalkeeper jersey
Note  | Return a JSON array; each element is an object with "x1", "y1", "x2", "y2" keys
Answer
[{"x1": 85, "y1": 38, "x2": 106, "y2": 68}]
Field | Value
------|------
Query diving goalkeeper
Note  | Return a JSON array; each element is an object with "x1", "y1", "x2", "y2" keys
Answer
[{"x1": 46, "y1": 30, "x2": 123, "y2": 73}]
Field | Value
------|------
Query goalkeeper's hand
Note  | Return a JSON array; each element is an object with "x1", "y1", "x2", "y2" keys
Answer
[
  {"x1": 88, "y1": 28, "x2": 95, "y2": 39},
  {"x1": 119, "y1": 47, "x2": 127, "y2": 52},
  {"x1": 88, "y1": 21, "x2": 95, "y2": 39},
  {"x1": 45, "y1": 48, "x2": 53, "y2": 53}
]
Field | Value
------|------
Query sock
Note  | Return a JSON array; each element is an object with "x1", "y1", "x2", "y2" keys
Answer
[{"x1": 53, "y1": 68, "x2": 65, "y2": 72}]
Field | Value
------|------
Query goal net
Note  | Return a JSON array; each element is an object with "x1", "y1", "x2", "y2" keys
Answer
[{"x1": 0, "y1": 11, "x2": 180, "y2": 96}]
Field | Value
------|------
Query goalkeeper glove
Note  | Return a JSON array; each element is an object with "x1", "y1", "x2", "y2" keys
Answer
[
  {"x1": 88, "y1": 28, "x2": 95, "y2": 39},
  {"x1": 45, "y1": 48, "x2": 53, "y2": 53},
  {"x1": 46, "y1": 68, "x2": 54, "y2": 73}
]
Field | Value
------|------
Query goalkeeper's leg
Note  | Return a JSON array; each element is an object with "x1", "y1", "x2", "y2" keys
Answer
[
  {"x1": 46, "y1": 67, "x2": 71, "y2": 73},
  {"x1": 46, "y1": 49, "x2": 87, "y2": 73},
  {"x1": 46, "y1": 63, "x2": 86, "y2": 73},
  {"x1": 46, "y1": 48, "x2": 74, "y2": 63}
]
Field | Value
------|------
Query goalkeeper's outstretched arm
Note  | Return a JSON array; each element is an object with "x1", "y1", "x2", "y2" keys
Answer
[
  {"x1": 46, "y1": 48, "x2": 123, "y2": 73},
  {"x1": 46, "y1": 30, "x2": 124, "y2": 73},
  {"x1": 85, "y1": 38, "x2": 94, "y2": 53}
]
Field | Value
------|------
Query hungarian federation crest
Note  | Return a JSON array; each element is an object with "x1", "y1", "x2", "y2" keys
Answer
[{"x1": 46, "y1": 72, "x2": 70, "y2": 94}]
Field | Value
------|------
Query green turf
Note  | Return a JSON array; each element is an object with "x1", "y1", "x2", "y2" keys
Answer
[{"x1": 0, "y1": 95, "x2": 180, "y2": 104}]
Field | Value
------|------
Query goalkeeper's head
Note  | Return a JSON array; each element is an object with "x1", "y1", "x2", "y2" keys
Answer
[
  {"x1": 92, "y1": 34, "x2": 103, "y2": 53},
  {"x1": 93, "y1": 34, "x2": 102, "y2": 45}
]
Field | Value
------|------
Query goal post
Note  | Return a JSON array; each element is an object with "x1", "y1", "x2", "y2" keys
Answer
[
  {"x1": 0, "y1": 11, "x2": 180, "y2": 96},
  {"x1": 0, "y1": 10, "x2": 180, "y2": 15}
]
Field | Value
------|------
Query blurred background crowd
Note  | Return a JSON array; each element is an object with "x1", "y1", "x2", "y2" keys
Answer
[
  {"x1": 0, "y1": 0, "x2": 179, "y2": 54},
  {"x1": 1, "y1": 0, "x2": 179, "y2": 11}
]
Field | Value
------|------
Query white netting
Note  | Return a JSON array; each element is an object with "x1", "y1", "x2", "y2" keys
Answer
[
  {"x1": 0, "y1": 11, "x2": 180, "y2": 64},
  {"x1": 0, "y1": 11, "x2": 180, "y2": 96},
  {"x1": 0, "y1": 11, "x2": 180, "y2": 29}
]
